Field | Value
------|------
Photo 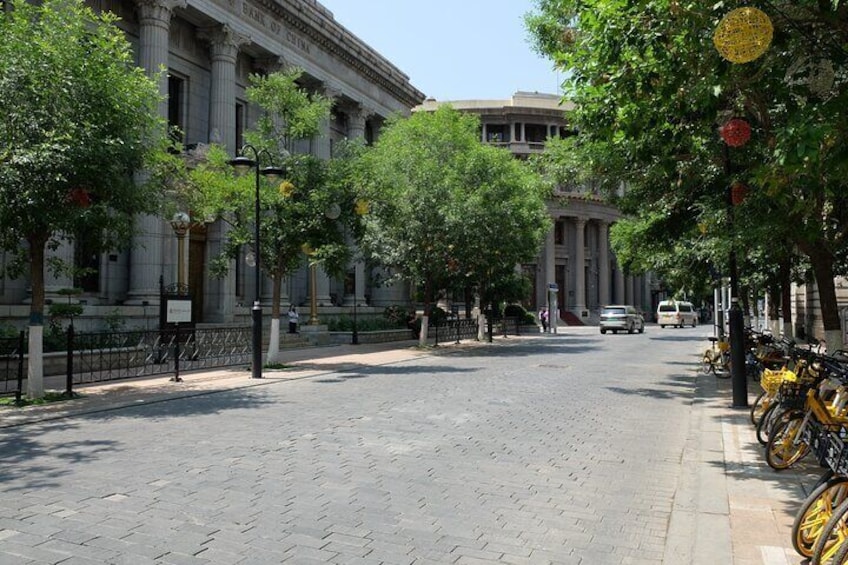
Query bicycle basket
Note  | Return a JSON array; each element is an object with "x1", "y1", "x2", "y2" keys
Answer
[
  {"x1": 778, "y1": 381, "x2": 809, "y2": 410},
  {"x1": 761, "y1": 368, "x2": 795, "y2": 395},
  {"x1": 718, "y1": 340, "x2": 730, "y2": 352}
]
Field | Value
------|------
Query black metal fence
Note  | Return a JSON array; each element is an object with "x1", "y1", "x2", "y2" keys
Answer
[
  {"x1": 0, "y1": 326, "x2": 253, "y2": 397},
  {"x1": 431, "y1": 318, "x2": 480, "y2": 345},
  {"x1": 0, "y1": 331, "x2": 25, "y2": 401}
]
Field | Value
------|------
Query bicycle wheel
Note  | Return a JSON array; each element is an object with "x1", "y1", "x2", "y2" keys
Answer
[
  {"x1": 715, "y1": 354, "x2": 732, "y2": 379},
  {"x1": 750, "y1": 391, "x2": 769, "y2": 426},
  {"x1": 792, "y1": 475, "x2": 848, "y2": 558},
  {"x1": 701, "y1": 350, "x2": 715, "y2": 374},
  {"x1": 766, "y1": 413, "x2": 810, "y2": 470},
  {"x1": 829, "y1": 535, "x2": 848, "y2": 564},
  {"x1": 756, "y1": 402, "x2": 780, "y2": 446},
  {"x1": 812, "y1": 496, "x2": 848, "y2": 564}
]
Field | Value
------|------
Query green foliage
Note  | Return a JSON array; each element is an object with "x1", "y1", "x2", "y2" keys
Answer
[
  {"x1": 358, "y1": 105, "x2": 551, "y2": 308},
  {"x1": 0, "y1": 0, "x2": 167, "y2": 318},
  {"x1": 504, "y1": 304, "x2": 536, "y2": 324},
  {"x1": 526, "y1": 0, "x2": 848, "y2": 330},
  {"x1": 326, "y1": 315, "x2": 406, "y2": 332}
]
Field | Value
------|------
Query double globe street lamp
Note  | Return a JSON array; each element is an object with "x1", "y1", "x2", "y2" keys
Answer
[{"x1": 228, "y1": 145, "x2": 284, "y2": 380}]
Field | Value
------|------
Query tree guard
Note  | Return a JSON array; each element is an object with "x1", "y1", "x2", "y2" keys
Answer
[
  {"x1": 720, "y1": 118, "x2": 752, "y2": 147},
  {"x1": 713, "y1": 7, "x2": 773, "y2": 64}
]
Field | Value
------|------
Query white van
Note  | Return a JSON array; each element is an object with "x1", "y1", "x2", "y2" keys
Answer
[{"x1": 657, "y1": 300, "x2": 698, "y2": 328}]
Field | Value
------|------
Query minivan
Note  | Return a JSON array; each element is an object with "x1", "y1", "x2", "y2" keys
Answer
[{"x1": 657, "y1": 300, "x2": 698, "y2": 328}]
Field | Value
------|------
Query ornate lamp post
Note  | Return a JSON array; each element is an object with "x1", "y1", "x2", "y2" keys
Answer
[
  {"x1": 170, "y1": 212, "x2": 191, "y2": 289},
  {"x1": 228, "y1": 145, "x2": 284, "y2": 379}
]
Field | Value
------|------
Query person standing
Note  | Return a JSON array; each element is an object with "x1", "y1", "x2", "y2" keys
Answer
[
  {"x1": 288, "y1": 305, "x2": 299, "y2": 334},
  {"x1": 539, "y1": 306, "x2": 548, "y2": 333}
]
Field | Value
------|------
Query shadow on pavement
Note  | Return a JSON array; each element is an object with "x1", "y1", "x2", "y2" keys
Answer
[{"x1": 0, "y1": 420, "x2": 119, "y2": 492}]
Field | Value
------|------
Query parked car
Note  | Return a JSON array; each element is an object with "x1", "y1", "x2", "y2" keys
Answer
[
  {"x1": 657, "y1": 300, "x2": 699, "y2": 328},
  {"x1": 599, "y1": 305, "x2": 645, "y2": 334}
]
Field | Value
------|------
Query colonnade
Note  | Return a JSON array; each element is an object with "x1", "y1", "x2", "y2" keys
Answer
[{"x1": 538, "y1": 216, "x2": 655, "y2": 322}]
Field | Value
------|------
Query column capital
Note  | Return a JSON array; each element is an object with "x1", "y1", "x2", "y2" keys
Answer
[
  {"x1": 199, "y1": 25, "x2": 250, "y2": 63},
  {"x1": 322, "y1": 83, "x2": 344, "y2": 101},
  {"x1": 254, "y1": 55, "x2": 292, "y2": 75},
  {"x1": 135, "y1": 0, "x2": 185, "y2": 25}
]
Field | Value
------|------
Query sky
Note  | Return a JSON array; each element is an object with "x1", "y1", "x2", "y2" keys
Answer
[{"x1": 316, "y1": 1, "x2": 563, "y2": 102}]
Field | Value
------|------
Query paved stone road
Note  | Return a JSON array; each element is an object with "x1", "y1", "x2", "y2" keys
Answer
[{"x1": 1, "y1": 328, "x2": 711, "y2": 564}]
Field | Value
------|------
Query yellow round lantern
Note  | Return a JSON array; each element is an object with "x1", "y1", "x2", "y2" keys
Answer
[
  {"x1": 278, "y1": 180, "x2": 295, "y2": 197},
  {"x1": 713, "y1": 7, "x2": 773, "y2": 64},
  {"x1": 354, "y1": 199, "x2": 369, "y2": 216}
]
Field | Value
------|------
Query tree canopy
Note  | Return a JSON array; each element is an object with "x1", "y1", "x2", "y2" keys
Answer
[
  {"x1": 0, "y1": 0, "x2": 167, "y2": 396},
  {"x1": 526, "y1": 0, "x2": 848, "y2": 346},
  {"x1": 358, "y1": 105, "x2": 551, "y2": 334}
]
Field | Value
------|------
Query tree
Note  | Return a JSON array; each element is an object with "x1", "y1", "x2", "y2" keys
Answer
[
  {"x1": 186, "y1": 70, "x2": 361, "y2": 363},
  {"x1": 0, "y1": 0, "x2": 167, "y2": 397},
  {"x1": 358, "y1": 105, "x2": 551, "y2": 344},
  {"x1": 526, "y1": 0, "x2": 848, "y2": 350}
]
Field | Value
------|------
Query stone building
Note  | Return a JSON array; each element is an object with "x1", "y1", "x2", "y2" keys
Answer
[
  {"x1": 415, "y1": 93, "x2": 657, "y2": 324},
  {"x1": 0, "y1": 0, "x2": 425, "y2": 330}
]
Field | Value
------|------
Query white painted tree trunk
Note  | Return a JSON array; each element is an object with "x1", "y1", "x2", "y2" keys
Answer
[
  {"x1": 27, "y1": 325, "x2": 44, "y2": 399},
  {"x1": 825, "y1": 329, "x2": 842, "y2": 355},
  {"x1": 267, "y1": 317, "x2": 281, "y2": 364},
  {"x1": 419, "y1": 315, "x2": 429, "y2": 347}
]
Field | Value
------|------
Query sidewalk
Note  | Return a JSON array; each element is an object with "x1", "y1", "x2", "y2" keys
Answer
[
  {"x1": 685, "y1": 365, "x2": 822, "y2": 565},
  {"x1": 0, "y1": 334, "x2": 824, "y2": 564}
]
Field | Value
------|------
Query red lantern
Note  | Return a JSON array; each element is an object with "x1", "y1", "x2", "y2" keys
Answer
[
  {"x1": 720, "y1": 118, "x2": 752, "y2": 147},
  {"x1": 67, "y1": 188, "x2": 91, "y2": 208},
  {"x1": 731, "y1": 181, "x2": 749, "y2": 205}
]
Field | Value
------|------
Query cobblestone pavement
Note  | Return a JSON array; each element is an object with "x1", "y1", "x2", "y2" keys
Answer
[{"x1": 0, "y1": 327, "x2": 826, "y2": 564}]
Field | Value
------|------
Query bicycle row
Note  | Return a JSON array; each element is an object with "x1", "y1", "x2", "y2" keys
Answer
[{"x1": 740, "y1": 330, "x2": 848, "y2": 564}]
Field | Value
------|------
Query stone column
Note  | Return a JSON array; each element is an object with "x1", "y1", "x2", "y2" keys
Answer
[
  {"x1": 201, "y1": 25, "x2": 248, "y2": 152},
  {"x1": 199, "y1": 26, "x2": 247, "y2": 320},
  {"x1": 347, "y1": 103, "x2": 372, "y2": 305},
  {"x1": 126, "y1": 0, "x2": 184, "y2": 305},
  {"x1": 598, "y1": 221, "x2": 610, "y2": 307},
  {"x1": 544, "y1": 224, "x2": 556, "y2": 302},
  {"x1": 614, "y1": 257, "x2": 625, "y2": 304},
  {"x1": 574, "y1": 218, "x2": 587, "y2": 316}
]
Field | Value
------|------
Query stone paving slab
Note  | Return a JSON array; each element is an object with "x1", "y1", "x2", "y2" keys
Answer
[{"x1": 0, "y1": 330, "x2": 831, "y2": 563}]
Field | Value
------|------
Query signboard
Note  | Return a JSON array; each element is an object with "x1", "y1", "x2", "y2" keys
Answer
[
  {"x1": 547, "y1": 283, "x2": 559, "y2": 292},
  {"x1": 166, "y1": 299, "x2": 192, "y2": 324}
]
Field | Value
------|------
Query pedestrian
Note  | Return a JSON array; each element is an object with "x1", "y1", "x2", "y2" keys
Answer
[
  {"x1": 539, "y1": 306, "x2": 548, "y2": 333},
  {"x1": 288, "y1": 305, "x2": 299, "y2": 334}
]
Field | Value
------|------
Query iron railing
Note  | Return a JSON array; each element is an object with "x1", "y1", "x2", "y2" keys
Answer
[
  {"x1": 431, "y1": 318, "x2": 480, "y2": 345},
  {"x1": 0, "y1": 331, "x2": 25, "y2": 400}
]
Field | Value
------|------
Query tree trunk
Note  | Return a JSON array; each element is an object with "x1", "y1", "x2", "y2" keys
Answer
[
  {"x1": 802, "y1": 244, "x2": 841, "y2": 352},
  {"x1": 27, "y1": 233, "x2": 48, "y2": 399},
  {"x1": 268, "y1": 270, "x2": 282, "y2": 363},
  {"x1": 419, "y1": 278, "x2": 432, "y2": 347},
  {"x1": 779, "y1": 258, "x2": 793, "y2": 338}
]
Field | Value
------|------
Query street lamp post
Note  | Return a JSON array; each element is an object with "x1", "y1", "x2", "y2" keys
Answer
[
  {"x1": 170, "y1": 212, "x2": 191, "y2": 289},
  {"x1": 228, "y1": 145, "x2": 284, "y2": 380}
]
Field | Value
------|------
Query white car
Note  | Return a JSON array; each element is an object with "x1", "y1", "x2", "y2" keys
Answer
[
  {"x1": 657, "y1": 300, "x2": 699, "y2": 328},
  {"x1": 599, "y1": 305, "x2": 645, "y2": 334}
]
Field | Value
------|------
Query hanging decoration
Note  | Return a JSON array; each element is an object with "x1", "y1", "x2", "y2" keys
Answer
[
  {"x1": 731, "y1": 181, "x2": 749, "y2": 206},
  {"x1": 720, "y1": 118, "x2": 752, "y2": 147},
  {"x1": 278, "y1": 180, "x2": 295, "y2": 197},
  {"x1": 354, "y1": 199, "x2": 369, "y2": 216},
  {"x1": 713, "y1": 7, "x2": 773, "y2": 64},
  {"x1": 66, "y1": 188, "x2": 91, "y2": 208}
]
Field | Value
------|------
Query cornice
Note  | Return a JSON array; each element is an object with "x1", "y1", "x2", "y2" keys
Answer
[{"x1": 250, "y1": 0, "x2": 425, "y2": 109}]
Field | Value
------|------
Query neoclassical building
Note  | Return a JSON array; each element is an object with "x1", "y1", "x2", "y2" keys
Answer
[
  {"x1": 0, "y1": 0, "x2": 425, "y2": 329},
  {"x1": 416, "y1": 93, "x2": 657, "y2": 324}
]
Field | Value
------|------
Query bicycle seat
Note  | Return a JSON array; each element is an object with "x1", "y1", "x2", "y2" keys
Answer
[{"x1": 708, "y1": 336, "x2": 719, "y2": 343}]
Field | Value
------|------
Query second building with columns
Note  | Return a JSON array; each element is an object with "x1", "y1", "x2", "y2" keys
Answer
[{"x1": 416, "y1": 93, "x2": 657, "y2": 324}]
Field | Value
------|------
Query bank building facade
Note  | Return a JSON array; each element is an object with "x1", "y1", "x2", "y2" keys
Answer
[{"x1": 0, "y1": 0, "x2": 656, "y2": 331}]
